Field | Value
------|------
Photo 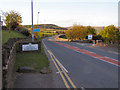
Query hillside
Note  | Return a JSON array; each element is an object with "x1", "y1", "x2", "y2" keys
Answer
[
  {"x1": 2, "y1": 30, "x2": 26, "y2": 45},
  {"x1": 23, "y1": 24, "x2": 68, "y2": 30}
]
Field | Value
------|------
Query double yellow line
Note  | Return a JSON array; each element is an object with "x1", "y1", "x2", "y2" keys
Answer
[{"x1": 48, "y1": 50, "x2": 77, "y2": 90}]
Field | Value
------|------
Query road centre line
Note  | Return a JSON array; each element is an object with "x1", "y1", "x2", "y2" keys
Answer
[{"x1": 51, "y1": 41, "x2": 120, "y2": 67}]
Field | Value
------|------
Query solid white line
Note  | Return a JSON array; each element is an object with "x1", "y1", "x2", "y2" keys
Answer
[
  {"x1": 82, "y1": 49, "x2": 96, "y2": 54},
  {"x1": 73, "y1": 49, "x2": 119, "y2": 67},
  {"x1": 56, "y1": 71, "x2": 63, "y2": 74},
  {"x1": 55, "y1": 58, "x2": 69, "y2": 73},
  {"x1": 42, "y1": 39, "x2": 48, "y2": 50},
  {"x1": 104, "y1": 56, "x2": 118, "y2": 61},
  {"x1": 48, "y1": 50, "x2": 69, "y2": 73},
  {"x1": 81, "y1": 87, "x2": 86, "y2": 90},
  {"x1": 43, "y1": 39, "x2": 69, "y2": 73}
]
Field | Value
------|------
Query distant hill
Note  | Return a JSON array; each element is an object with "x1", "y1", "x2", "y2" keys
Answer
[
  {"x1": 93, "y1": 27, "x2": 103, "y2": 33},
  {"x1": 93, "y1": 27, "x2": 103, "y2": 30},
  {"x1": 23, "y1": 24, "x2": 68, "y2": 30}
]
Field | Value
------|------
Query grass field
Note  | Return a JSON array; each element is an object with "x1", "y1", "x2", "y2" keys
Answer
[
  {"x1": 2, "y1": 30, "x2": 49, "y2": 72},
  {"x1": 2, "y1": 30, "x2": 26, "y2": 45},
  {"x1": 14, "y1": 39, "x2": 49, "y2": 72}
]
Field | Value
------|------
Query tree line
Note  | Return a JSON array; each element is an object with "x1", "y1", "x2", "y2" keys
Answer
[
  {"x1": 65, "y1": 24, "x2": 120, "y2": 44},
  {"x1": 3, "y1": 10, "x2": 120, "y2": 44},
  {"x1": 65, "y1": 24, "x2": 96, "y2": 40}
]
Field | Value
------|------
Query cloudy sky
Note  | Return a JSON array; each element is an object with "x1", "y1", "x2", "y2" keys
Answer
[{"x1": 0, "y1": 0, "x2": 119, "y2": 27}]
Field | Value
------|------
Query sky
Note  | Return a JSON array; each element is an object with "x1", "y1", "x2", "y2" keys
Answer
[{"x1": 0, "y1": 0, "x2": 119, "y2": 27}]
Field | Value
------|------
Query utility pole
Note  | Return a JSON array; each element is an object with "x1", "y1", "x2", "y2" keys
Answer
[
  {"x1": 0, "y1": 15, "x2": 2, "y2": 90},
  {"x1": 37, "y1": 12, "x2": 40, "y2": 28},
  {"x1": 31, "y1": 0, "x2": 34, "y2": 41}
]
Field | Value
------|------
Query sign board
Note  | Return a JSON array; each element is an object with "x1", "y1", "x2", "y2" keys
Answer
[
  {"x1": 22, "y1": 43, "x2": 38, "y2": 51},
  {"x1": 88, "y1": 35, "x2": 93, "y2": 39},
  {"x1": 33, "y1": 29, "x2": 40, "y2": 32}
]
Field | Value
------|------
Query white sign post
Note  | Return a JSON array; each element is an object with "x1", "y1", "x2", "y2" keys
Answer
[
  {"x1": 88, "y1": 35, "x2": 93, "y2": 40},
  {"x1": 0, "y1": 16, "x2": 2, "y2": 90}
]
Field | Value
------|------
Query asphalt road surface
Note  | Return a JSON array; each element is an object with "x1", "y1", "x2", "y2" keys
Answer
[{"x1": 42, "y1": 37, "x2": 119, "y2": 89}]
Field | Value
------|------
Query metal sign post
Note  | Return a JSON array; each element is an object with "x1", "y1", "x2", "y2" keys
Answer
[
  {"x1": 0, "y1": 15, "x2": 2, "y2": 90},
  {"x1": 31, "y1": 0, "x2": 34, "y2": 41},
  {"x1": 88, "y1": 34, "x2": 93, "y2": 40}
]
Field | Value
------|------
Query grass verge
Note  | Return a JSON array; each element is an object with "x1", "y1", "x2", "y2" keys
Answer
[
  {"x1": 14, "y1": 39, "x2": 49, "y2": 72},
  {"x1": 2, "y1": 30, "x2": 26, "y2": 45}
]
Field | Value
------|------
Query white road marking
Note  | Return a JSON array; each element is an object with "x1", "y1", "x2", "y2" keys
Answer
[
  {"x1": 43, "y1": 39, "x2": 69, "y2": 73},
  {"x1": 42, "y1": 39, "x2": 48, "y2": 50},
  {"x1": 55, "y1": 58, "x2": 69, "y2": 73},
  {"x1": 49, "y1": 50, "x2": 69, "y2": 73},
  {"x1": 105, "y1": 56, "x2": 118, "y2": 61},
  {"x1": 56, "y1": 71, "x2": 63, "y2": 74},
  {"x1": 81, "y1": 87, "x2": 86, "y2": 90},
  {"x1": 73, "y1": 49, "x2": 119, "y2": 67}
]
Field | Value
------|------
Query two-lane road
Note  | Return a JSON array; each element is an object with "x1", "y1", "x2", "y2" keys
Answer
[{"x1": 42, "y1": 37, "x2": 119, "y2": 89}]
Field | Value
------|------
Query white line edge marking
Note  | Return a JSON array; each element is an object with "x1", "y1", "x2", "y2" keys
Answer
[
  {"x1": 48, "y1": 50, "x2": 69, "y2": 73},
  {"x1": 42, "y1": 39, "x2": 48, "y2": 50},
  {"x1": 56, "y1": 71, "x2": 63, "y2": 74},
  {"x1": 81, "y1": 87, "x2": 86, "y2": 90},
  {"x1": 62, "y1": 44, "x2": 119, "y2": 67},
  {"x1": 105, "y1": 56, "x2": 118, "y2": 61},
  {"x1": 42, "y1": 39, "x2": 69, "y2": 73},
  {"x1": 55, "y1": 57, "x2": 69, "y2": 73},
  {"x1": 73, "y1": 50, "x2": 119, "y2": 67}
]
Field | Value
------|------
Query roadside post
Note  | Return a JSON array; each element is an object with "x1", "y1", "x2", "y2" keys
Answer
[
  {"x1": 88, "y1": 34, "x2": 93, "y2": 40},
  {"x1": 92, "y1": 40, "x2": 96, "y2": 46},
  {"x1": 31, "y1": 0, "x2": 34, "y2": 41},
  {"x1": 88, "y1": 34, "x2": 95, "y2": 46},
  {"x1": 0, "y1": 16, "x2": 2, "y2": 90}
]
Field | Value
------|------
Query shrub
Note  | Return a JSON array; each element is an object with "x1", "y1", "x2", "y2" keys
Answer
[{"x1": 15, "y1": 26, "x2": 30, "y2": 37}]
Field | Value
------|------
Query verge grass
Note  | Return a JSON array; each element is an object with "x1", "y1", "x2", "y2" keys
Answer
[
  {"x1": 14, "y1": 39, "x2": 49, "y2": 72},
  {"x1": 2, "y1": 30, "x2": 26, "y2": 45}
]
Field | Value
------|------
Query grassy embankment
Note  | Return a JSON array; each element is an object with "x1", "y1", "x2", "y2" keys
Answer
[
  {"x1": 2, "y1": 30, "x2": 26, "y2": 45},
  {"x1": 2, "y1": 30, "x2": 49, "y2": 72},
  {"x1": 15, "y1": 44, "x2": 49, "y2": 72}
]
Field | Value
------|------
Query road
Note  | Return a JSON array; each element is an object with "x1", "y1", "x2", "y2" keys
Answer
[{"x1": 42, "y1": 36, "x2": 119, "y2": 89}]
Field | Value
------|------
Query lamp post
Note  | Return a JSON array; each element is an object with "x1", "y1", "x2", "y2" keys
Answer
[
  {"x1": 31, "y1": 0, "x2": 34, "y2": 41},
  {"x1": 37, "y1": 12, "x2": 40, "y2": 28},
  {"x1": 0, "y1": 15, "x2": 2, "y2": 90}
]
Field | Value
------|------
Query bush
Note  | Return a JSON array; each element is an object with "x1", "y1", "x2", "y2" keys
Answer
[
  {"x1": 59, "y1": 35, "x2": 67, "y2": 39},
  {"x1": 15, "y1": 26, "x2": 30, "y2": 37},
  {"x1": 2, "y1": 26, "x2": 7, "y2": 30},
  {"x1": 20, "y1": 29, "x2": 30, "y2": 36},
  {"x1": 93, "y1": 35, "x2": 102, "y2": 40}
]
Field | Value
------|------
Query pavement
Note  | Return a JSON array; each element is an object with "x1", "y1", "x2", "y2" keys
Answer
[
  {"x1": 14, "y1": 36, "x2": 119, "y2": 89},
  {"x1": 14, "y1": 72, "x2": 65, "y2": 88}
]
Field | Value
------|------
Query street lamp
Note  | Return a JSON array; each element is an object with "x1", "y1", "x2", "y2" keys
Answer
[
  {"x1": 31, "y1": 0, "x2": 34, "y2": 41},
  {"x1": 0, "y1": 16, "x2": 2, "y2": 90},
  {"x1": 37, "y1": 12, "x2": 40, "y2": 28}
]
